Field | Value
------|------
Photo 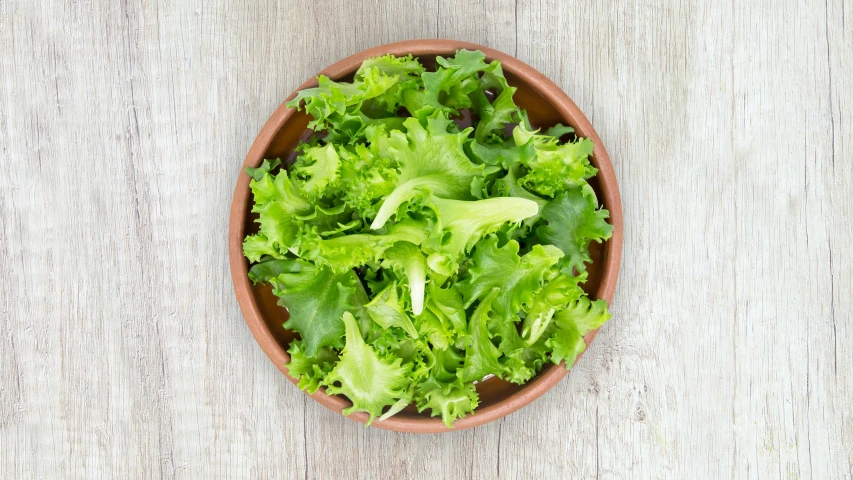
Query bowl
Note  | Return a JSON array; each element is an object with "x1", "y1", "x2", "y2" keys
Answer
[{"x1": 228, "y1": 39, "x2": 623, "y2": 433}]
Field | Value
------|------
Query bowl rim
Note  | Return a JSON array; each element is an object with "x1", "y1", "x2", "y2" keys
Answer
[{"x1": 228, "y1": 39, "x2": 623, "y2": 433}]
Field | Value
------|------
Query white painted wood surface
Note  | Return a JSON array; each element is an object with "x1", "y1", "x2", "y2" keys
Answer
[{"x1": 1, "y1": 0, "x2": 851, "y2": 478}]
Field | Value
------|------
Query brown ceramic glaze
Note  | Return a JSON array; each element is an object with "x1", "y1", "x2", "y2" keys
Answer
[{"x1": 228, "y1": 39, "x2": 623, "y2": 433}]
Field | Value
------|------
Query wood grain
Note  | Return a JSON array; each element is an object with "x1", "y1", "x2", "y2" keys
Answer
[{"x1": 1, "y1": 0, "x2": 851, "y2": 478}]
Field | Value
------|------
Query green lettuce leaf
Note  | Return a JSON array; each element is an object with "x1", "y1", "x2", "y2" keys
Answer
[
  {"x1": 403, "y1": 49, "x2": 489, "y2": 119},
  {"x1": 322, "y1": 110, "x2": 407, "y2": 146},
  {"x1": 355, "y1": 54, "x2": 425, "y2": 111},
  {"x1": 546, "y1": 297, "x2": 611, "y2": 367},
  {"x1": 413, "y1": 308, "x2": 451, "y2": 350},
  {"x1": 512, "y1": 124, "x2": 598, "y2": 197},
  {"x1": 536, "y1": 184, "x2": 613, "y2": 272},
  {"x1": 291, "y1": 144, "x2": 341, "y2": 201},
  {"x1": 382, "y1": 241, "x2": 427, "y2": 315},
  {"x1": 521, "y1": 272, "x2": 587, "y2": 344},
  {"x1": 499, "y1": 351, "x2": 535, "y2": 384},
  {"x1": 270, "y1": 261, "x2": 360, "y2": 356},
  {"x1": 474, "y1": 62, "x2": 521, "y2": 143},
  {"x1": 422, "y1": 282, "x2": 467, "y2": 336},
  {"x1": 242, "y1": 169, "x2": 313, "y2": 262},
  {"x1": 296, "y1": 219, "x2": 428, "y2": 274},
  {"x1": 413, "y1": 345, "x2": 478, "y2": 427},
  {"x1": 365, "y1": 281, "x2": 418, "y2": 338},
  {"x1": 469, "y1": 138, "x2": 534, "y2": 169},
  {"x1": 458, "y1": 235, "x2": 563, "y2": 321},
  {"x1": 416, "y1": 379, "x2": 479, "y2": 428},
  {"x1": 370, "y1": 115, "x2": 483, "y2": 229},
  {"x1": 357, "y1": 54, "x2": 426, "y2": 79},
  {"x1": 458, "y1": 288, "x2": 508, "y2": 383},
  {"x1": 285, "y1": 340, "x2": 338, "y2": 394},
  {"x1": 414, "y1": 282, "x2": 467, "y2": 351},
  {"x1": 545, "y1": 123, "x2": 576, "y2": 139},
  {"x1": 493, "y1": 164, "x2": 549, "y2": 227},
  {"x1": 247, "y1": 257, "x2": 303, "y2": 285},
  {"x1": 417, "y1": 194, "x2": 540, "y2": 276},
  {"x1": 286, "y1": 73, "x2": 397, "y2": 131},
  {"x1": 245, "y1": 158, "x2": 281, "y2": 181},
  {"x1": 337, "y1": 143, "x2": 398, "y2": 219},
  {"x1": 324, "y1": 312, "x2": 413, "y2": 426}
]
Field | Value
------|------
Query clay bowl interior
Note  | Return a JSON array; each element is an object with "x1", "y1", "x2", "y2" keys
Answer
[{"x1": 229, "y1": 40, "x2": 622, "y2": 433}]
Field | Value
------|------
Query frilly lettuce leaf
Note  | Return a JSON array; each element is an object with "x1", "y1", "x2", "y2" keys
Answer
[
  {"x1": 544, "y1": 123, "x2": 576, "y2": 139},
  {"x1": 474, "y1": 62, "x2": 522, "y2": 143},
  {"x1": 324, "y1": 312, "x2": 413, "y2": 426},
  {"x1": 285, "y1": 340, "x2": 338, "y2": 394},
  {"x1": 403, "y1": 49, "x2": 489, "y2": 119},
  {"x1": 323, "y1": 111, "x2": 407, "y2": 146},
  {"x1": 412, "y1": 281, "x2": 467, "y2": 351},
  {"x1": 370, "y1": 115, "x2": 483, "y2": 229},
  {"x1": 295, "y1": 219, "x2": 428, "y2": 274},
  {"x1": 521, "y1": 272, "x2": 587, "y2": 345},
  {"x1": 317, "y1": 219, "x2": 362, "y2": 237},
  {"x1": 242, "y1": 235, "x2": 282, "y2": 265},
  {"x1": 365, "y1": 281, "x2": 418, "y2": 338},
  {"x1": 413, "y1": 346, "x2": 478, "y2": 427},
  {"x1": 536, "y1": 184, "x2": 614, "y2": 272},
  {"x1": 270, "y1": 261, "x2": 360, "y2": 356},
  {"x1": 499, "y1": 351, "x2": 535, "y2": 384},
  {"x1": 242, "y1": 168, "x2": 313, "y2": 262},
  {"x1": 381, "y1": 242, "x2": 427, "y2": 315},
  {"x1": 337, "y1": 144, "x2": 398, "y2": 219},
  {"x1": 416, "y1": 378, "x2": 479, "y2": 428},
  {"x1": 421, "y1": 282, "x2": 467, "y2": 339},
  {"x1": 493, "y1": 164, "x2": 549, "y2": 227},
  {"x1": 512, "y1": 124, "x2": 598, "y2": 197},
  {"x1": 286, "y1": 72, "x2": 397, "y2": 131},
  {"x1": 458, "y1": 235, "x2": 563, "y2": 321},
  {"x1": 357, "y1": 53, "x2": 426, "y2": 79},
  {"x1": 247, "y1": 257, "x2": 303, "y2": 285},
  {"x1": 413, "y1": 308, "x2": 451, "y2": 350},
  {"x1": 415, "y1": 193, "x2": 540, "y2": 276},
  {"x1": 291, "y1": 144, "x2": 341, "y2": 201},
  {"x1": 245, "y1": 158, "x2": 281, "y2": 181},
  {"x1": 546, "y1": 297, "x2": 611, "y2": 367},
  {"x1": 469, "y1": 137, "x2": 535, "y2": 170},
  {"x1": 457, "y1": 288, "x2": 508, "y2": 383},
  {"x1": 355, "y1": 54, "x2": 425, "y2": 111}
]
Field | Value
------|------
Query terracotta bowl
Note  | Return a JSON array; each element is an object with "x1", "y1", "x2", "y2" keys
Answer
[{"x1": 229, "y1": 39, "x2": 623, "y2": 433}]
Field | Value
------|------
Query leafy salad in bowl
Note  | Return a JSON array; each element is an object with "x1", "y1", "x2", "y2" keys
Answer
[{"x1": 241, "y1": 49, "x2": 613, "y2": 428}]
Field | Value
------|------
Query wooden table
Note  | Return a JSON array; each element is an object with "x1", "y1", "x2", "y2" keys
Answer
[{"x1": 2, "y1": 1, "x2": 851, "y2": 478}]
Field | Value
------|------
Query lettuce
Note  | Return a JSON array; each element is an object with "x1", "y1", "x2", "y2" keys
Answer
[
  {"x1": 270, "y1": 261, "x2": 361, "y2": 356},
  {"x1": 381, "y1": 242, "x2": 427, "y2": 315},
  {"x1": 286, "y1": 340, "x2": 338, "y2": 394},
  {"x1": 536, "y1": 184, "x2": 614, "y2": 272},
  {"x1": 546, "y1": 298, "x2": 611, "y2": 366},
  {"x1": 244, "y1": 50, "x2": 615, "y2": 427},
  {"x1": 416, "y1": 193, "x2": 539, "y2": 277},
  {"x1": 511, "y1": 124, "x2": 599, "y2": 197},
  {"x1": 458, "y1": 235, "x2": 563, "y2": 321},
  {"x1": 474, "y1": 61, "x2": 522, "y2": 143},
  {"x1": 365, "y1": 281, "x2": 418, "y2": 338},
  {"x1": 369, "y1": 114, "x2": 483, "y2": 229},
  {"x1": 242, "y1": 168, "x2": 313, "y2": 262},
  {"x1": 323, "y1": 312, "x2": 412, "y2": 426}
]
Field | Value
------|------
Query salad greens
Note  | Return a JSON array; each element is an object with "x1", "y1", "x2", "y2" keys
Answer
[{"x1": 244, "y1": 50, "x2": 613, "y2": 427}]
